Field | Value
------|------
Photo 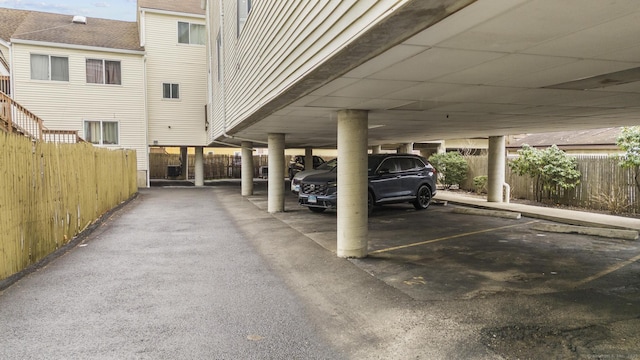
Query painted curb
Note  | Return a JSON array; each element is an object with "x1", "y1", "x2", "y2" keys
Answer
[
  {"x1": 532, "y1": 223, "x2": 639, "y2": 241},
  {"x1": 452, "y1": 207, "x2": 521, "y2": 219}
]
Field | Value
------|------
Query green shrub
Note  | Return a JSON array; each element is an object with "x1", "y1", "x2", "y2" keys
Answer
[
  {"x1": 428, "y1": 152, "x2": 468, "y2": 189},
  {"x1": 473, "y1": 175, "x2": 488, "y2": 194}
]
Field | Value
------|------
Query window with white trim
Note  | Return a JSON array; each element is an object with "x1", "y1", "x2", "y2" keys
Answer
[
  {"x1": 30, "y1": 54, "x2": 69, "y2": 81},
  {"x1": 237, "y1": 0, "x2": 252, "y2": 36},
  {"x1": 163, "y1": 83, "x2": 179, "y2": 99},
  {"x1": 84, "y1": 120, "x2": 119, "y2": 145},
  {"x1": 86, "y1": 59, "x2": 121, "y2": 85},
  {"x1": 178, "y1": 21, "x2": 205, "y2": 45}
]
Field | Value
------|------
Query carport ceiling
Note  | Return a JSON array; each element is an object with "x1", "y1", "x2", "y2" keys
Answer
[{"x1": 232, "y1": 0, "x2": 640, "y2": 148}]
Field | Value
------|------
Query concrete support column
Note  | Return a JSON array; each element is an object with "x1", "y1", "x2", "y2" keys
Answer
[
  {"x1": 487, "y1": 135, "x2": 506, "y2": 203},
  {"x1": 371, "y1": 145, "x2": 381, "y2": 154},
  {"x1": 194, "y1": 147, "x2": 204, "y2": 186},
  {"x1": 337, "y1": 109, "x2": 368, "y2": 258},
  {"x1": 180, "y1": 147, "x2": 189, "y2": 180},
  {"x1": 399, "y1": 142, "x2": 414, "y2": 154},
  {"x1": 268, "y1": 133, "x2": 285, "y2": 213},
  {"x1": 304, "y1": 147, "x2": 313, "y2": 170},
  {"x1": 437, "y1": 141, "x2": 446, "y2": 154},
  {"x1": 241, "y1": 141, "x2": 254, "y2": 196}
]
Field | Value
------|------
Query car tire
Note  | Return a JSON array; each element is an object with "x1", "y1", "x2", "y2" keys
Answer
[
  {"x1": 289, "y1": 169, "x2": 294, "y2": 180},
  {"x1": 367, "y1": 191, "x2": 374, "y2": 215},
  {"x1": 309, "y1": 207, "x2": 326, "y2": 213},
  {"x1": 413, "y1": 185, "x2": 432, "y2": 210}
]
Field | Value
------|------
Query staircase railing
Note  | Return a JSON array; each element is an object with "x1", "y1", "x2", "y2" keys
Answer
[
  {"x1": 0, "y1": 75, "x2": 9, "y2": 95},
  {"x1": 0, "y1": 90, "x2": 82, "y2": 143}
]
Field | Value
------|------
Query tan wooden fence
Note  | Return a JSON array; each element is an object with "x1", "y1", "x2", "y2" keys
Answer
[
  {"x1": 1, "y1": 132, "x2": 137, "y2": 280},
  {"x1": 149, "y1": 153, "x2": 284, "y2": 179},
  {"x1": 461, "y1": 155, "x2": 640, "y2": 214}
]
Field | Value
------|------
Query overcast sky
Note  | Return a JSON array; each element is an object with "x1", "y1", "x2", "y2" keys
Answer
[{"x1": 0, "y1": 0, "x2": 137, "y2": 21}]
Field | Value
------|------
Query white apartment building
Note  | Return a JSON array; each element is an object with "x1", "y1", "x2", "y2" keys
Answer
[{"x1": 0, "y1": 0, "x2": 209, "y2": 187}]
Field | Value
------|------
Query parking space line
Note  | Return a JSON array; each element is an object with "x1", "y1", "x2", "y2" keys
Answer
[
  {"x1": 369, "y1": 220, "x2": 540, "y2": 255},
  {"x1": 574, "y1": 253, "x2": 640, "y2": 288}
]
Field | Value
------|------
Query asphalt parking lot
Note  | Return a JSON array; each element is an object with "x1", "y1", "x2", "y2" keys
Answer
[
  {"x1": 237, "y1": 181, "x2": 640, "y2": 359},
  {"x1": 263, "y1": 186, "x2": 640, "y2": 301}
]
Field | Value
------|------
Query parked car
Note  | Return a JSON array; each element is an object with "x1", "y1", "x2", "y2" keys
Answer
[
  {"x1": 290, "y1": 158, "x2": 337, "y2": 194},
  {"x1": 289, "y1": 155, "x2": 326, "y2": 180},
  {"x1": 298, "y1": 154, "x2": 437, "y2": 214}
]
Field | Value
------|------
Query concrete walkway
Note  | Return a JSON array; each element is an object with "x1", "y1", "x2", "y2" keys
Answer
[{"x1": 435, "y1": 190, "x2": 640, "y2": 233}]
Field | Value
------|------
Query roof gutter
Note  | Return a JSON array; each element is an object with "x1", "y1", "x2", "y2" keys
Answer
[{"x1": 9, "y1": 39, "x2": 145, "y2": 55}]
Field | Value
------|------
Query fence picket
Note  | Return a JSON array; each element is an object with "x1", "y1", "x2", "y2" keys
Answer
[{"x1": 1, "y1": 133, "x2": 137, "y2": 281}]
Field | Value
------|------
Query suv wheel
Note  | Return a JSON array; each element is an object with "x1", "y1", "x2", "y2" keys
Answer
[
  {"x1": 413, "y1": 185, "x2": 432, "y2": 210},
  {"x1": 367, "y1": 191, "x2": 374, "y2": 215}
]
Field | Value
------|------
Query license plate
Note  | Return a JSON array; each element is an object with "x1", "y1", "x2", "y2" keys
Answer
[{"x1": 308, "y1": 195, "x2": 317, "y2": 204}]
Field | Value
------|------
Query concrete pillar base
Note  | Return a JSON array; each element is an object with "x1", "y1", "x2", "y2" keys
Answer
[
  {"x1": 337, "y1": 109, "x2": 369, "y2": 258},
  {"x1": 488, "y1": 136, "x2": 506, "y2": 203},
  {"x1": 195, "y1": 147, "x2": 204, "y2": 186},
  {"x1": 242, "y1": 141, "x2": 254, "y2": 196},
  {"x1": 268, "y1": 134, "x2": 285, "y2": 213}
]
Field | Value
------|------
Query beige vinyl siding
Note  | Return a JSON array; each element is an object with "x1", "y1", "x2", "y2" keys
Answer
[
  {"x1": 11, "y1": 43, "x2": 148, "y2": 172},
  {"x1": 144, "y1": 11, "x2": 208, "y2": 146},
  {"x1": 209, "y1": 0, "x2": 404, "y2": 138}
]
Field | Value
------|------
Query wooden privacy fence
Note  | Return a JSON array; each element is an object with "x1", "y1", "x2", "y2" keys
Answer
[
  {"x1": 149, "y1": 153, "x2": 283, "y2": 179},
  {"x1": 0, "y1": 132, "x2": 138, "y2": 281},
  {"x1": 461, "y1": 155, "x2": 640, "y2": 214}
]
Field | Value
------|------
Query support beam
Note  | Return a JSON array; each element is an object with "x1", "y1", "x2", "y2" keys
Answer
[
  {"x1": 195, "y1": 147, "x2": 204, "y2": 186},
  {"x1": 180, "y1": 147, "x2": 188, "y2": 180},
  {"x1": 371, "y1": 145, "x2": 381, "y2": 154},
  {"x1": 268, "y1": 133, "x2": 285, "y2": 213},
  {"x1": 241, "y1": 141, "x2": 254, "y2": 196},
  {"x1": 337, "y1": 109, "x2": 368, "y2": 258},
  {"x1": 399, "y1": 142, "x2": 414, "y2": 154},
  {"x1": 304, "y1": 147, "x2": 313, "y2": 171},
  {"x1": 488, "y1": 135, "x2": 506, "y2": 202}
]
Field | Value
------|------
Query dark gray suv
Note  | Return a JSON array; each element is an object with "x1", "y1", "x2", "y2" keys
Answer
[{"x1": 298, "y1": 154, "x2": 437, "y2": 214}]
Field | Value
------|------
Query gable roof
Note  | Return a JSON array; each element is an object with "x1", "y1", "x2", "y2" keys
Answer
[
  {"x1": 0, "y1": 7, "x2": 143, "y2": 52},
  {"x1": 138, "y1": 0, "x2": 205, "y2": 16}
]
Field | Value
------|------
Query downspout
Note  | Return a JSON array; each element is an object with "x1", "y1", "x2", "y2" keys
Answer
[
  {"x1": 217, "y1": 0, "x2": 267, "y2": 145},
  {"x1": 141, "y1": 9, "x2": 150, "y2": 187}
]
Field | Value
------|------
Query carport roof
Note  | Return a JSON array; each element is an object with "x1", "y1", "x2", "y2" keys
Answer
[{"x1": 225, "y1": 0, "x2": 640, "y2": 149}]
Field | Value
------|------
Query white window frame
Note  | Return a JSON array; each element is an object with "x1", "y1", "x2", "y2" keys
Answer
[
  {"x1": 83, "y1": 120, "x2": 120, "y2": 146},
  {"x1": 86, "y1": 58, "x2": 122, "y2": 85},
  {"x1": 178, "y1": 21, "x2": 205, "y2": 45},
  {"x1": 162, "y1": 83, "x2": 180, "y2": 100},
  {"x1": 30, "y1": 54, "x2": 69, "y2": 82}
]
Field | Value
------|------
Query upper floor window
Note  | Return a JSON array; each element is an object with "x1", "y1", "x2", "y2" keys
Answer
[
  {"x1": 237, "y1": 0, "x2": 252, "y2": 35},
  {"x1": 178, "y1": 21, "x2": 205, "y2": 45},
  {"x1": 86, "y1": 59, "x2": 121, "y2": 85},
  {"x1": 84, "y1": 120, "x2": 119, "y2": 145},
  {"x1": 30, "y1": 54, "x2": 69, "y2": 81},
  {"x1": 163, "y1": 83, "x2": 179, "y2": 99}
]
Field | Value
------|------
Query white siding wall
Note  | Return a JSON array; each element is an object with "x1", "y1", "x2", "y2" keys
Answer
[
  {"x1": 208, "y1": 0, "x2": 404, "y2": 138},
  {"x1": 11, "y1": 43, "x2": 148, "y2": 175},
  {"x1": 144, "y1": 11, "x2": 208, "y2": 146}
]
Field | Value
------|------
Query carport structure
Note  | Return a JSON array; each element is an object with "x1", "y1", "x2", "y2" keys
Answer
[{"x1": 204, "y1": 0, "x2": 640, "y2": 258}]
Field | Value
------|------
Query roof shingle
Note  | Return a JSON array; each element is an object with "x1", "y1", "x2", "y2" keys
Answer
[
  {"x1": 0, "y1": 7, "x2": 143, "y2": 52},
  {"x1": 138, "y1": 0, "x2": 205, "y2": 16}
]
